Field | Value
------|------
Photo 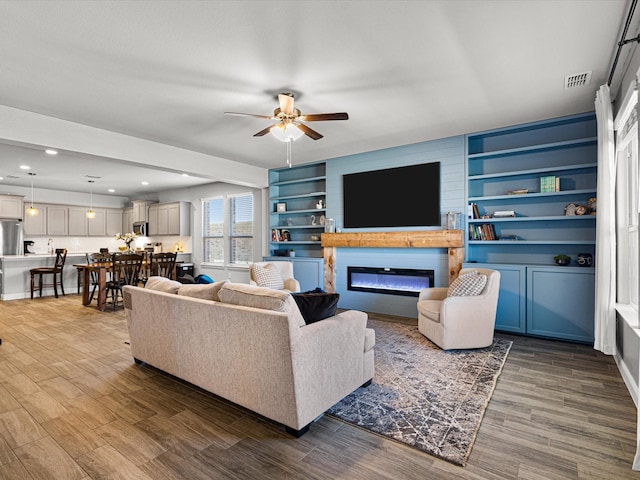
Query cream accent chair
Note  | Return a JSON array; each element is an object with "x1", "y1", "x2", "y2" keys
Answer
[
  {"x1": 249, "y1": 261, "x2": 301, "y2": 292},
  {"x1": 417, "y1": 268, "x2": 500, "y2": 350}
]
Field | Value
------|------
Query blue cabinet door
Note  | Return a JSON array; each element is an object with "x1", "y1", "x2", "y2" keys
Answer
[
  {"x1": 527, "y1": 266, "x2": 594, "y2": 343},
  {"x1": 464, "y1": 263, "x2": 526, "y2": 334}
]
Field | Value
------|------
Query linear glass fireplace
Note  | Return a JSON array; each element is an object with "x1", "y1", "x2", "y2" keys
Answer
[{"x1": 347, "y1": 266, "x2": 435, "y2": 297}]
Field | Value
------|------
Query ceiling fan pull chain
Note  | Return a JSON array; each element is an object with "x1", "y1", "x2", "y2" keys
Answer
[{"x1": 286, "y1": 140, "x2": 292, "y2": 168}]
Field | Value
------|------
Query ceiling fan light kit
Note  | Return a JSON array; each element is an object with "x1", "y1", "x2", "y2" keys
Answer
[
  {"x1": 225, "y1": 92, "x2": 349, "y2": 167},
  {"x1": 270, "y1": 123, "x2": 304, "y2": 142}
]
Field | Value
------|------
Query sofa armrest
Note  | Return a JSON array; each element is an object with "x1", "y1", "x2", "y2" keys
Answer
[
  {"x1": 291, "y1": 310, "x2": 370, "y2": 424},
  {"x1": 418, "y1": 287, "x2": 448, "y2": 302}
]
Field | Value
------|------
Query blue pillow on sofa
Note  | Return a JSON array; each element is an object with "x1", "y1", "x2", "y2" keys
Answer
[{"x1": 291, "y1": 290, "x2": 340, "y2": 324}]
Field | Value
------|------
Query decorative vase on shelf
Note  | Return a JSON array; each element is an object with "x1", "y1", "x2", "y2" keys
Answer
[{"x1": 554, "y1": 254, "x2": 571, "y2": 266}]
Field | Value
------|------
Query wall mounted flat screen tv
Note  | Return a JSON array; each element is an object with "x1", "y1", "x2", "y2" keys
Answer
[{"x1": 343, "y1": 162, "x2": 440, "y2": 228}]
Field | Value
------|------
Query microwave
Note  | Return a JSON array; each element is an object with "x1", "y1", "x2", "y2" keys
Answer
[{"x1": 132, "y1": 222, "x2": 148, "y2": 236}]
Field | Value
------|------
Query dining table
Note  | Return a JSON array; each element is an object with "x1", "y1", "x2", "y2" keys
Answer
[
  {"x1": 74, "y1": 259, "x2": 182, "y2": 311},
  {"x1": 74, "y1": 262, "x2": 110, "y2": 311}
]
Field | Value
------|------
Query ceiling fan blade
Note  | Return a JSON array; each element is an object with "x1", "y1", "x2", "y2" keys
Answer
[
  {"x1": 299, "y1": 112, "x2": 349, "y2": 122},
  {"x1": 297, "y1": 123, "x2": 323, "y2": 140},
  {"x1": 225, "y1": 112, "x2": 273, "y2": 120},
  {"x1": 278, "y1": 93, "x2": 295, "y2": 115},
  {"x1": 253, "y1": 125, "x2": 275, "y2": 137}
]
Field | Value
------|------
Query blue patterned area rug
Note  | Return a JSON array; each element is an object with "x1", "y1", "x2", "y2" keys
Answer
[{"x1": 327, "y1": 319, "x2": 512, "y2": 466}]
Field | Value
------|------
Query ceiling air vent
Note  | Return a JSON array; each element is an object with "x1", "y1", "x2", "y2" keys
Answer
[
  {"x1": 564, "y1": 71, "x2": 592, "y2": 89},
  {"x1": 5, "y1": 175, "x2": 19, "y2": 179}
]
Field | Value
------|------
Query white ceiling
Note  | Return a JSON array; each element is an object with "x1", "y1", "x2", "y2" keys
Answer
[{"x1": 0, "y1": 0, "x2": 632, "y2": 197}]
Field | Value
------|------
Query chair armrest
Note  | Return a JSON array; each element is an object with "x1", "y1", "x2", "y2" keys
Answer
[
  {"x1": 284, "y1": 278, "x2": 301, "y2": 292},
  {"x1": 418, "y1": 287, "x2": 448, "y2": 302}
]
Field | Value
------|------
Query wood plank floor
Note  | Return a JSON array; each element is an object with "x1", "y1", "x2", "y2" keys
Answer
[{"x1": 0, "y1": 295, "x2": 638, "y2": 479}]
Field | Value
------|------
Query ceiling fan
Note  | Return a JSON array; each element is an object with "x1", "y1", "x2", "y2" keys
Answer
[{"x1": 225, "y1": 93, "x2": 349, "y2": 141}]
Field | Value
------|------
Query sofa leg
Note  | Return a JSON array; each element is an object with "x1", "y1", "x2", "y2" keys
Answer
[
  {"x1": 285, "y1": 424, "x2": 310, "y2": 437},
  {"x1": 361, "y1": 379, "x2": 372, "y2": 388}
]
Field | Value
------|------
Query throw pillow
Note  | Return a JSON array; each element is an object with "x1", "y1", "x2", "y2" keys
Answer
[
  {"x1": 250, "y1": 263, "x2": 285, "y2": 290},
  {"x1": 291, "y1": 292, "x2": 340, "y2": 324},
  {"x1": 177, "y1": 273, "x2": 196, "y2": 284},
  {"x1": 145, "y1": 276, "x2": 182, "y2": 294},
  {"x1": 177, "y1": 280, "x2": 228, "y2": 302},
  {"x1": 218, "y1": 282, "x2": 305, "y2": 327},
  {"x1": 447, "y1": 272, "x2": 487, "y2": 297}
]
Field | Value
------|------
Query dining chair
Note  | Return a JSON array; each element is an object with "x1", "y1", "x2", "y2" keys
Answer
[
  {"x1": 106, "y1": 252, "x2": 144, "y2": 310},
  {"x1": 30, "y1": 248, "x2": 67, "y2": 299},
  {"x1": 85, "y1": 252, "x2": 111, "y2": 304},
  {"x1": 149, "y1": 252, "x2": 177, "y2": 280}
]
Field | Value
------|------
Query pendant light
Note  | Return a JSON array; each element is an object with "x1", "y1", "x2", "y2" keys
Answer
[
  {"x1": 86, "y1": 180, "x2": 96, "y2": 219},
  {"x1": 26, "y1": 172, "x2": 39, "y2": 216}
]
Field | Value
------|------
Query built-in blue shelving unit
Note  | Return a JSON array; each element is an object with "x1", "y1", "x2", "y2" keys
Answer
[{"x1": 465, "y1": 112, "x2": 597, "y2": 343}]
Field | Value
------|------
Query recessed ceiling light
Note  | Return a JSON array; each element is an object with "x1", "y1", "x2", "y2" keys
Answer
[
  {"x1": 19, "y1": 165, "x2": 30, "y2": 170},
  {"x1": 141, "y1": 181, "x2": 149, "y2": 185},
  {"x1": 182, "y1": 173, "x2": 189, "y2": 177},
  {"x1": 45, "y1": 149, "x2": 58, "y2": 155},
  {"x1": 0, "y1": 177, "x2": 3, "y2": 180},
  {"x1": 108, "y1": 189, "x2": 115, "y2": 193}
]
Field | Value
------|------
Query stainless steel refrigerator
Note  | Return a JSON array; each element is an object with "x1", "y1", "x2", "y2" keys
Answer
[{"x1": 0, "y1": 219, "x2": 24, "y2": 255}]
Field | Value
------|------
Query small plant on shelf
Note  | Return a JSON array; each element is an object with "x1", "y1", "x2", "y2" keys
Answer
[{"x1": 553, "y1": 254, "x2": 571, "y2": 266}]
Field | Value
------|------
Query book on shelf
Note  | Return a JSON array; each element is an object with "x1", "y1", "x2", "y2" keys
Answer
[
  {"x1": 507, "y1": 188, "x2": 528, "y2": 195},
  {"x1": 540, "y1": 175, "x2": 560, "y2": 192},
  {"x1": 468, "y1": 223, "x2": 497, "y2": 241},
  {"x1": 492, "y1": 210, "x2": 515, "y2": 218},
  {"x1": 467, "y1": 203, "x2": 481, "y2": 219}
]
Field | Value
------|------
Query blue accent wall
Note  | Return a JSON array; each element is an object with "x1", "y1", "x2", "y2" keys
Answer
[{"x1": 325, "y1": 135, "x2": 465, "y2": 317}]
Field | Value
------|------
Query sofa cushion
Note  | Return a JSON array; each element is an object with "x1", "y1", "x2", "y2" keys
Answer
[
  {"x1": 250, "y1": 263, "x2": 285, "y2": 290},
  {"x1": 177, "y1": 280, "x2": 227, "y2": 302},
  {"x1": 417, "y1": 299, "x2": 442, "y2": 323},
  {"x1": 291, "y1": 292, "x2": 340, "y2": 324},
  {"x1": 447, "y1": 271, "x2": 487, "y2": 297},
  {"x1": 218, "y1": 283, "x2": 305, "y2": 327},
  {"x1": 145, "y1": 276, "x2": 182, "y2": 294}
]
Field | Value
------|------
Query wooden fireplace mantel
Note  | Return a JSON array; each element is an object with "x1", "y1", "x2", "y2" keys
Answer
[{"x1": 321, "y1": 230, "x2": 464, "y2": 293}]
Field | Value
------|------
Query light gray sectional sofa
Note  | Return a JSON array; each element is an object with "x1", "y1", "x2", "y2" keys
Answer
[{"x1": 123, "y1": 279, "x2": 375, "y2": 436}]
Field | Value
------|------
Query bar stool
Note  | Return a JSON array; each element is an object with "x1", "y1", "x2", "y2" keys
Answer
[{"x1": 30, "y1": 248, "x2": 67, "y2": 299}]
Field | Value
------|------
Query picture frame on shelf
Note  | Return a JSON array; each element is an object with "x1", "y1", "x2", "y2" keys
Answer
[{"x1": 276, "y1": 202, "x2": 287, "y2": 212}]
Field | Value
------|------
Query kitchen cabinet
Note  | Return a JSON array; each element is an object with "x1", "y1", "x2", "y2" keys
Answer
[
  {"x1": 148, "y1": 204, "x2": 159, "y2": 236},
  {"x1": 0, "y1": 195, "x2": 23, "y2": 219},
  {"x1": 149, "y1": 202, "x2": 190, "y2": 236},
  {"x1": 106, "y1": 209, "x2": 123, "y2": 236},
  {"x1": 68, "y1": 207, "x2": 88, "y2": 236},
  {"x1": 122, "y1": 208, "x2": 133, "y2": 233},
  {"x1": 88, "y1": 208, "x2": 107, "y2": 236},
  {"x1": 47, "y1": 205, "x2": 68, "y2": 236},
  {"x1": 23, "y1": 203, "x2": 46, "y2": 236},
  {"x1": 132, "y1": 201, "x2": 149, "y2": 223}
]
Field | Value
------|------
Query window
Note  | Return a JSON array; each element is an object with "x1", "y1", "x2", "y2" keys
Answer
[
  {"x1": 202, "y1": 193, "x2": 254, "y2": 265},
  {"x1": 229, "y1": 193, "x2": 254, "y2": 265},
  {"x1": 615, "y1": 105, "x2": 639, "y2": 310},
  {"x1": 203, "y1": 196, "x2": 224, "y2": 263}
]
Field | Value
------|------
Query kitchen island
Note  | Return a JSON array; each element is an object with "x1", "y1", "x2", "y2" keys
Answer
[{"x1": 0, "y1": 253, "x2": 192, "y2": 301}]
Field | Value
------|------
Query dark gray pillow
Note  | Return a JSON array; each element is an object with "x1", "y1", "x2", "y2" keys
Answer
[{"x1": 291, "y1": 292, "x2": 340, "y2": 324}]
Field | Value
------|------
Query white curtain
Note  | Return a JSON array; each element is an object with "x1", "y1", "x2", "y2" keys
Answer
[{"x1": 593, "y1": 84, "x2": 616, "y2": 355}]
